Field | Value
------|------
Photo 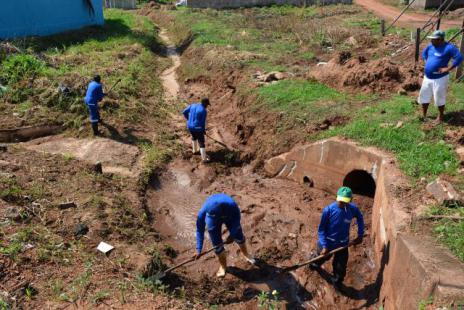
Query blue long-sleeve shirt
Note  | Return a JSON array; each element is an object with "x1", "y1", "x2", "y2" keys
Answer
[
  {"x1": 318, "y1": 202, "x2": 364, "y2": 251},
  {"x1": 84, "y1": 81, "x2": 104, "y2": 106},
  {"x1": 422, "y1": 42, "x2": 463, "y2": 79},
  {"x1": 183, "y1": 103, "x2": 207, "y2": 133},
  {"x1": 196, "y1": 194, "x2": 240, "y2": 253}
]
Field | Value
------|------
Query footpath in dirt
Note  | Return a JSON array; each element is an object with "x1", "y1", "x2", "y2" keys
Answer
[
  {"x1": 355, "y1": 0, "x2": 461, "y2": 29},
  {"x1": 149, "y1": 30, "x2": 381, "y2": 309}
]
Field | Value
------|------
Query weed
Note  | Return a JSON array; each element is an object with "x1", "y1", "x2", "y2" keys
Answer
[
  {"x1": 418, "y1": 296, "x2": 433, "y2": 310},
  {"x1": 60, "y1": 261, "x2": 93, "y2": 302},
  {"x1": 257, "y1": 290, "x2": 280, "y2": 310},
  {"x1": 0, "y1": 298, "x2": 9, "y2": 310},
  {"x1": 91, "y1": 290, "x2": 110, "y2": 304},
  {"x1": 0, "y1": 54, "x2": 44, "y2": 85},
  {"x1": 139, "y1": 142, "x2": 169, "y2": 185},
  {"x1": 49, "y1": 279, "x2": 65, "y2": 299},
  {"x1": 62, "y1": 153, "x2": 75, "y2": 163}
]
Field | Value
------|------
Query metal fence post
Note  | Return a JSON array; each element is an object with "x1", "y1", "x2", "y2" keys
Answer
[{"x1": 415, "y1": 28, "x2": 421, "y2": 64}]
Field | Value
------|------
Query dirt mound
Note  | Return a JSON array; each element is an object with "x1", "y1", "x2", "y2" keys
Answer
[
  {"x1": 310, "y1": 52, "x2": 421, "y2": 94},
  {"x1": 445, "y1": 8, "x2": 464, "y2": 19}
]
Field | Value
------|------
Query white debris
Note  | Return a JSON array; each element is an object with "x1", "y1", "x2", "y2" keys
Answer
[{"x1": 97, "y1": 241, "x2": 114, "y2": 254}]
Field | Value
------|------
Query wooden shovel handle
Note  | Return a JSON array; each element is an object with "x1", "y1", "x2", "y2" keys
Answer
[
  {"x1": 163, "y1": 246, "x2": 218, "y2": 274},
  {"x1": 282, "y1": 243, "x2": 353, "y2": 273}
]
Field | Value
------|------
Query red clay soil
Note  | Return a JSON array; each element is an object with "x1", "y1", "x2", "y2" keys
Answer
[
  {"x1": 355, "y1": 0, "x2": 461, "y2": 29},
  {"x1": 309, "y1": 51, "x2": 422, "y2": 94},
  {"x1": 147, "y1": 157, "x2": 380, "y2": 309}
]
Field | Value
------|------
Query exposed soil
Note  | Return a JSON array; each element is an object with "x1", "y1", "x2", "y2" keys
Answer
[
  {"x1": 310, "y1": 52, "x2": 421, "y2": 94},
  {"x1": 147, "y1": 158, "x2": 380, "y2": 308}
]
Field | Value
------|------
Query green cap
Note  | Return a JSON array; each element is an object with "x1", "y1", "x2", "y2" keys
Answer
[
  {"x1": 427, "y1": 30, "x2": 445, "y2": 40},
  {"x1": 336, "y1": 186, "x2": 353, "y2": 203}
]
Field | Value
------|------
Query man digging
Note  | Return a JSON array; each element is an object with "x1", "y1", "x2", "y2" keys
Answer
[
  {"x1": 310, "y1": 186, "x2": 364, "y2": 290},
  {"x1": 195, "y1": 193, "x2": 256, "y2": 278},
  {"x1": 84, "y1": 75, "x2": 105, "y2": 136},
  {"x1": 183, "y1": 98, "x2": 210, "y2": 163},
  {"x1": 418, "y1": 30, "x2": 463, "y2": 124}
]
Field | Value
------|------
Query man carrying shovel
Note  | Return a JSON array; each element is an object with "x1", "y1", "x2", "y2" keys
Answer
[
  {"x1": 310, "y1": 186, "x2": 364, "y2": 290},
  {"x1": 183, "y1": 98, "x2": 210, "y2": 163},
  {"x1": 195, "y1": 193, "x2": 256, "y2": 278}
]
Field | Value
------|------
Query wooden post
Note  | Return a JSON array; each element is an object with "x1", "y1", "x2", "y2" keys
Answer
[
  {"x1": 415, "y1": 28, "x2": 421, "y2": 64},
  {"x1": 456, "y1": 21, "x2": 464, "y2": 80},
  {"x1": 381, "y1": 19, "x2": 386, "y2": 36}
]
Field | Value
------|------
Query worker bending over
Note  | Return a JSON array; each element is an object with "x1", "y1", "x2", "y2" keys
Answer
[
  {"x1": 195, "y1": 193, "x2": 256, "y2": 278},
  {"x1": 84, "y1": 75, "x2": 105, "y2": 136},
  {"x1": 310, "y1": 186, "x2": 364, "y2": 289},
  {"x1": 183, "y1": 98, "x2": 210, "y2": 163}
]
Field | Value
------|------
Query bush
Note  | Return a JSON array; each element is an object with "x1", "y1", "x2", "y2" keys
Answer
[{"x1": 0, "y1": 54, "x2": 44, "y2": 85}]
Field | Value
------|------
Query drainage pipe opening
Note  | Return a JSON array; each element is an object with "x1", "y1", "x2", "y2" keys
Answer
[{"x1": 343, "y1": 169, "x2": 376, "y2": 197}]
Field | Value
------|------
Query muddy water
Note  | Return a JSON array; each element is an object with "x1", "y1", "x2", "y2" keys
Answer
[
  {"x1": 147, "y1": 159, "x2": 379, "y2": 308},
  {"x1": 159, "y1": 29, "x2": 181, "y2": 101}
]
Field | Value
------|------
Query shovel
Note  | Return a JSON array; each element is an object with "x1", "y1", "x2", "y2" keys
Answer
[
  {"x1": 281, "y1": 241, "x2": 357, "y2": 273},
  {"x1": 106, "y1": 78, "x2": 122, "y2": 95},
  {"x1": 155, "y1": 245, "x2": 219, "y2": 280},
  {"x1": 205, "y1": 133, "x2": 235, "y2": 152}
]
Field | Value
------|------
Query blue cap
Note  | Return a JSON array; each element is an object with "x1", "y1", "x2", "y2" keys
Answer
[{"x1": 427, "y1": 30, "x2": 445, "y2": 40}]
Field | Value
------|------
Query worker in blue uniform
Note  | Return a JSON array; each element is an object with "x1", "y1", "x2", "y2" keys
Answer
[
  {"x1": 84, "y1": 75, "x2": 105, "y2": 136},
  {"x1": 418, "y1": 30, "x2": 463, "y2": 123},
  {"x1": 183, "y1": 98, "x2": 210, "y2": 162},
  {"x1": 195, "y1": 193, "x2": 256, "y2": 278},
  {"x1": 310, "y1": 186, "x2": 364, "y2": 289}
]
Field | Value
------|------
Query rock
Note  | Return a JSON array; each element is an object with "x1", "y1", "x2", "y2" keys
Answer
[
  {"x1": 74, "y1": 223, "x2": 89, "y2": 238},
  {"x1": 397, "y1": 88, "x2": 407, "y2": 95},
  {"x1": 456, "y1": 146, "x2": 464, "y2": 162},
  {"x1": 395, "y1": 121, "x2": 404, "y2": 128},
  {"x1": 317, "y1": 62, "x2": 328, "y2": 66},
  {"x1": 58, "y1": 202, "x2": 77, "y2": 210},
  {"x1": 93, "y1": 162, "x2": 103, "y2": 174},
  {"x1": 345, "y1": 36, "x2": 358, "y2": 46},
  {"x1": 5, "y1": 207, "x2": 21, "y2": 221},
  {"x1": 426, "y1": 178, "x2": 461, "y2": 204},
  {"x1": 0, "y1": 145, "x2": 7, "y2": 152},
  {"x1": 264, "y1": 71, "x2": 285, "y2": 82}
]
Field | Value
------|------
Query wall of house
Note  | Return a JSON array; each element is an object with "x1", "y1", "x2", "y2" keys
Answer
[
  {"x1": 0, "y1": 0, "x2": 104, "y2": 39},
  {"x1": 187, "y1": 0, "x2": 352, "y2": 9},
  {"x1": 104, "y1": 0, "x2": 137, "y2": 9}
]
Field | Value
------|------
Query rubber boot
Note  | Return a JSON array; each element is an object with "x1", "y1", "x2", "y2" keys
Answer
[
  {"x1": 216, "y1": 251, "x2": 227, "y2": 278},
  {"x1": 192, "y1": 141, "x2": 199, "y2": 154},
  {"x1": 239, "y1": 243, "x2": 256, "y2": 265},
  {"x1": 200, "y1": 147, "x2": 210, "y2": 163},
  {"x1": 91, "y1": 123, "x2": 99, "y2": 136}
]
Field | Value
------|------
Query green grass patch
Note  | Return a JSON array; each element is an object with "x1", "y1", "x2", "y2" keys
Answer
[
  {"x1": 427, "y1": 205, "x2": 464, "y2": 261},
  {"x1": 320, "y1": 95, "x2": 460, "y2": 178}
]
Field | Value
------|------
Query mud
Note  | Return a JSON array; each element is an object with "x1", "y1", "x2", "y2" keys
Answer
[{"x1": 147, "y1": 158, "x2": 379, "y2": 308}]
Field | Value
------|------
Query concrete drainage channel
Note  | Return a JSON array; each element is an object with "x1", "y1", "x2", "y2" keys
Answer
[{"x1": 265, "y1": 137, "x2": 464, "y2": 308}]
